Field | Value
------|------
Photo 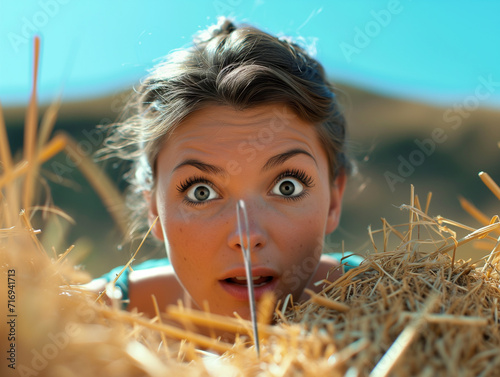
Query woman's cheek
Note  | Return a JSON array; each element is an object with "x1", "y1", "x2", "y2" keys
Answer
[
  {"x1": 167, "y1": 215, "x2": 212, "y2": 261},
  {"x1": 284, "y1": 216, "x2": 323, "y2": 271}
]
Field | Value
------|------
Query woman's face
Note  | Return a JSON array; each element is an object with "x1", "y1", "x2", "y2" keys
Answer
[{"x1": 150, "y1": 104, "x2": 345, "y2": 318}]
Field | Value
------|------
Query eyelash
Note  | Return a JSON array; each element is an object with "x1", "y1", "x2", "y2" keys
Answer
[
  {"x1": 176, "y1": 169, "x2": 315, "y2": 205},
  {"x1": 272, "y1": 169, "x2": 314, "y2": 189},
  {"x1": 176, "y1": 176, "x2": 214, "y2": 193}
]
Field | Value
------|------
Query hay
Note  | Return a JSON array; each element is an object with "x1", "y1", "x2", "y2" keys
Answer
[
  {"x1": 2, "y1": 39, "x2": 500, "y2": 376},
  {"x1": 281, "y1": 202, "x2": 500, "y2": 376}
]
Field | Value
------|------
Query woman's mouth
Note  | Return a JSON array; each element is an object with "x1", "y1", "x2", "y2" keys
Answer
[
  {"x1": 219, "y1": 269, "x2": 278, "y2": 301},
  {"x1": 224, "y1": 276, "x2": 274, "y2": 287}
]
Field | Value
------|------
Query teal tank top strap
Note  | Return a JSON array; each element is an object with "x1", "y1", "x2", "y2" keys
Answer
[
  {"x1": 98, "y1": 258, "x2": 171, "y2": 308},
  {"x1": 325, "y1": 252, "x2": 363, "y2": 272}
]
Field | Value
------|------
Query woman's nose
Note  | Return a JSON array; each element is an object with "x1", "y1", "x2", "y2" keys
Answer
[{"x1": 227, "y1": 200, "x2": 267, "y2": 253}]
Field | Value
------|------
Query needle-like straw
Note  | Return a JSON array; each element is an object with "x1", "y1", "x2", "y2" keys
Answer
[{"x1": 236, "y1": 199, "x2": 260, "y2": 358}]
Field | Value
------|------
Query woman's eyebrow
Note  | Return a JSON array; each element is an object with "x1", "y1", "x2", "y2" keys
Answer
[
  {"x1": 173, "y1": 149, "x2": 316, "y2": 175},
  {"x1": 173, "y1": 159, "x2": 227, "y2": 176},
  {"x1": 262, "y1": 148, "x2": 317, "y2": 171}
]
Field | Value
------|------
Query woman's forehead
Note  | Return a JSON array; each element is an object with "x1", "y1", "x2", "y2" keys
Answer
[
  {"x1": 180, "y1": 104, "x2": 298, "y2": 127},
  {"x1": 159, "y1": 104, "x2": 326, "y2": 165},
  {"x1": 169, "y1": 105, "x2": 317, "y2": 143}
]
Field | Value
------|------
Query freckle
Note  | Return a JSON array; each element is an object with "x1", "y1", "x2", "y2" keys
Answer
[{"x1": 183, "y1": 257, "x2": 187, "y2": 261}]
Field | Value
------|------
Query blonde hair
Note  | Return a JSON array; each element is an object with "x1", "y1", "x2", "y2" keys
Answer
[{"x1": 101, "y1": 17, "x2": 349, "y2": 234}]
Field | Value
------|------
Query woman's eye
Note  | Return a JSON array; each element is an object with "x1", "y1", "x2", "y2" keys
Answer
[
  {"x1": 271, "y1": 178, "x2": 304, "y2": 197},
  {"x1": 186, "y1": 184, "x2": 219, "y2": 202}
]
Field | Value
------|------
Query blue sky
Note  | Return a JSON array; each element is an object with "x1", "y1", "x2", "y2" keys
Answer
[{"x1": 1, "y1": 0, "x2": 499, "y2": 108}]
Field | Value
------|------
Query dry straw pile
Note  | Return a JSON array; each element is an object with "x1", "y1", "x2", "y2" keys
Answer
[{"x1": 2, "y1": 39, "x2": 500, "y2": 376}]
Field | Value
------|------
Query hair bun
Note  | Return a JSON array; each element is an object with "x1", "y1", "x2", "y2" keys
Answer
[
  {"x1": 213, "y1": 18, "x2": 236, "y2": 35},
  {"x1": 194, "y1": 17, "x2": 236, "y2": 44}
]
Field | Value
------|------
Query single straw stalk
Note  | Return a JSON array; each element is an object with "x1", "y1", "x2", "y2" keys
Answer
[
  {"x1": 406, "y1": 185, "x2": 415, "y2": 254},
  {"x1": 401, "y1": 312, "x2": 488, "y2": 326},
  {"x1": 37, "y1": 97, "x2": 62, "y2": 149},
  {"x1": 19, "y1": 208, "x2": 46, "y2": 257},
  {"x1": 479, "y1": 171, "x2": 500, "y2": 201},
  {"x1": 304, "y1": 289, "x2": 350, "y2": 312},
  {"x1": 151, "y1": 295, "x2": 171, "y2": 360},
  {"x1": 23, "y1": 36, "x2": 41, "y2": 213},
  {"x1": 0, "y1": 101, "x2": 13, "y2": 172},
  {"x1": 459, "y1": 196, "x2": 492, "y2": 227},
  {"x1": 0, "y1": 100, "x2": 17, "y2": 225}
]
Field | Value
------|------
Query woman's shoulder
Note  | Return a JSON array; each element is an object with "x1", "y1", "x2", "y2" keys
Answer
[{"x1": 128, "y1": 263, "x2": 186, "y2": 317}]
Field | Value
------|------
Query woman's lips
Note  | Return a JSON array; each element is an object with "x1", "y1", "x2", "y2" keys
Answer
[
  {"x1": 219, "y1": 267, "x2": 279, "y2": 301},
  {"x1": 219, "y1": 277, "x2": 278, "y2": 301}
]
